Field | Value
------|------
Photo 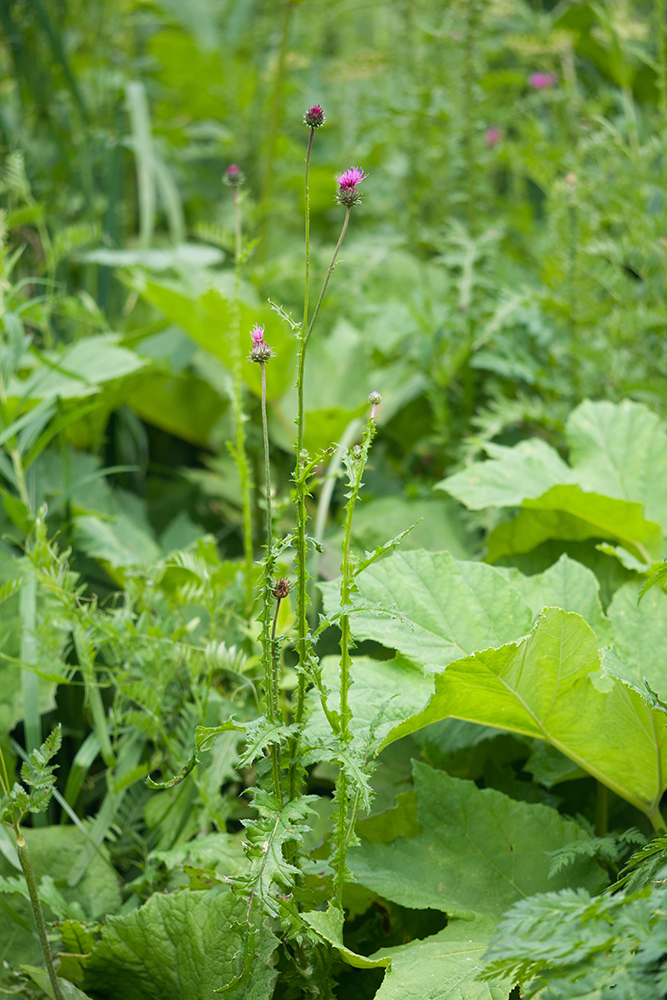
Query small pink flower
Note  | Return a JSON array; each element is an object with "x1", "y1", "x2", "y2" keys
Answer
[
  {"x1": 484, "y1": 126, "x2": 502, "y2": 147},
  {"x1": 336, "y1": 167, "x2": 368, "y2": 189},
  {"x1": 528, "y1": 72, "x2": 558, "y2": 90},
  {"x1": 336, "y1": 167, "x2": 368, "y2": 207},
  {"x1": 248, "y1": 324, "x2": 273, "y2": 362}
]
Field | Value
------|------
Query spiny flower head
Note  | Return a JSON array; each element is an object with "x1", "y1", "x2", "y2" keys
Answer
[
  {"x1": 223, "y1": 163, "x2": 244, "y2": 187},
  {"x1": 369, "y1": 390, "x2": 382, "y2": 419},
  {"x1": 336, "y1": 166, "x2": 368, "y2": 207},
  {"x1": 528, "y1": 72, "x2": 558, "y2": 90},
  {"x1": 272, "y1": 577, "x2": 292, "y2": 599},
  {"x1": 303, "y1": 105, "x2": 326, "y2": 128},
  {"x1": 248, "y1": 324, "x2": 273, "y2": 362}
]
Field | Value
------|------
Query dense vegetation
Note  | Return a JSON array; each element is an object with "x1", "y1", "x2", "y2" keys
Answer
[{"x1": 2, "y1": 0, "x2": 667, "y2": 997}]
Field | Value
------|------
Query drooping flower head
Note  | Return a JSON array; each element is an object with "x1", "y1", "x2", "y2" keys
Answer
[
  {"x1": 303, "y1": 104, "x2": 326, "y2": 128},
  {"x1": 223, "y1": 163, "x2": 244, "y2": 187},
  {"x1": 248, "y1": 324, "x2": 273, "y2": 363},
  {"x1": 528, "y1": 72, "x2": 558, "y2": 90},
  {"x1": 336, "y1": 166, "x2": 368, "y2": 207}
]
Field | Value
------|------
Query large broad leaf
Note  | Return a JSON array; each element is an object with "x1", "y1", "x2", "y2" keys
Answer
[
  {"x1": 439, "y1": 439, "x2": 574, "y2": 510},
  {"x1": 349, "y1": 762, "x2": 606, "y2": 919},
  {"x1": 379, "y1": 609, "x2": 667, "y2": 825},
  {"x1": 124, "y1": 370, "x2": 225, "y2": 446},
  {"x1": 486, "y1": 486, "x2": 662, "y2": 565},
  {"x1": 567, "y1": 399, "x2": 667, "y2": 531},
  {"x1": 437, "y1": 400, "x2": 667, "y2": 562},
  {"x1": 303, "y1": 656, "x2": 433, "y2": 758},
  {"x1": 607, "y1": 581, "x2": 667, "y2": 697},
  {"x1": 85, "y1": 890, "x2": 277, "y2": 1000},
  {"x1": 370, "y1": 916, "x2": 510, "y2": 1000},
  {"x1": 321, "y1": 551, "x2": 533, "y2": 669},
  {"x1": 136, "y1": 278, "x2": 295, "y2": 399},
  {"x1": 8, "y1": 335, "x2": 145, "y2": 402},
  {"x1": 497, "y1": 553, "x2": 609, "y2": 641}
]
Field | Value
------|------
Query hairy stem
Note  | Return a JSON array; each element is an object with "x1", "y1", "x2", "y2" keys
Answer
[
  {"x1": 17, "y1": 832, "x2": 65, "y2": 1000},
  {"x1": 259, "y1": 359, "x2": 282, "y2": 802},
  {"x1": 332, "y1": 416, "x2": 376, "y2": 906},
  {"x1": 291, "y1": 208, "x2": 353, "y2": 799}
]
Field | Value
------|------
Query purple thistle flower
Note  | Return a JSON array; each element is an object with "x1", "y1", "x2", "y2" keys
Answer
[
  {"x1": 303, "y1": 104, "x2": 326, "y2": 128},
  {"x1": 223, "y1": 163, "x2": 244, "y2": 187},
  {"x1": 528, "y1": 72, "x2": 558, "y2": 90},
  {"x1": 248, "y1": 324, "x2": 273, "y2": 362},
  {"x1": 484, "y1": 126, "x2": 502, "y2": 147},
  {"x1": 336, "y1": 166, "x2": 368, "y2": 207}
]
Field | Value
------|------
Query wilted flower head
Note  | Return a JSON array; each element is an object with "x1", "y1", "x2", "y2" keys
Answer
[
  {"x1": 248, "y1": 324, "x2": 273, "y2": 363},
  {"x1": 484, "y1": 126, "x2": 502, "y2": 147},
  {"x1": 336, "y1": 166, "x2": 368, "y2": 207},
  {"x1": 272, "y1": 577, "x2": 292, "y2": 599},
  {"x1": 303, "y1": 104, "x2": 326, "y2": 128},
  {"x1": 224, "y1": 163, "x2": 244, "y2": 187},
  {"x1": 528, "y1": 72, "x2": 558, "y2": 90}
]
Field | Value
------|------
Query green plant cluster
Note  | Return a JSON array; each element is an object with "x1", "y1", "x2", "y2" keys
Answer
[{"x1": 1, "y1": 0, "x2": 667, "y2": 998}]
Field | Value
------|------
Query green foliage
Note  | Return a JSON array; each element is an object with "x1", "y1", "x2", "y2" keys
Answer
[{"x1": 2, "y1": 0, "x2": 667, "y2": 996}]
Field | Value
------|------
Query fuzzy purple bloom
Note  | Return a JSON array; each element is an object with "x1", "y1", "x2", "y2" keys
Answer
[
  {"x1": 336, "y1": 166, "x2": 368, "y2": 207},
  {"x1": 224, "y1": 163, "x2": 244, "y2": 187},
  {"x1": 248, "y1": 324, "x2": 273, "y2": 362},
  {"x1": 303, "y1": 104, "x2": 326, "y2": 128},
  {"x1": 528, "y1": 72, "x2": 558, "y2": 90},
  {"x1": 484, "y1": 126, "x2": 502, "y2": 147}
]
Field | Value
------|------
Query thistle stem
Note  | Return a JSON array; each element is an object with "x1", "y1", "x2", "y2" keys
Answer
[
  {"x1": 292, "y1": 208, "x2": 352, "y2": 767},
  {"x1": 258, "y1": 359, "x2": 282, "y2": 802},
  {"x1": 232, "y1": 185, "x2": 254, "y2": 616},
  {"x1": 17, "y1": 832, "x2": 65, "y2": 1000}
]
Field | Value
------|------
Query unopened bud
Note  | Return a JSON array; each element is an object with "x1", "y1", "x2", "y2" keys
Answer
[
  {"x1": 224, "y1": 163, "x2": 244, "y2": 187},
  {"x1": 303, "y1": 104, "x2": 326, "y2": 128}
]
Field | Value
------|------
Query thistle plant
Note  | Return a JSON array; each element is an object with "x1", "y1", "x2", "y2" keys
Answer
[
  {"x1": 225, "y1": 163, "x2": 255, "y2": 616},
  {"x1": 0, "y1": 726, "x2": 64, "y2": 1000}
]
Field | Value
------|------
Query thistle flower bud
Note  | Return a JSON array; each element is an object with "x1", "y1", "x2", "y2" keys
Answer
[
  {"x1": 247, "y1": 323, "x2": 274, "y2": 363},
  {"x1": 272, "y1": 577, "x2": 292, "y2": 599},
  {"x1": 369, "y1": 390, "x2": 381, "y2": 420},
  {"x1": 303, "y1": 104, "x2": 326, "y2": 128},
  {"x1": 336, "y1": 166, "x2": 368, "y2": 207},
  {"x1": 223, "y1": 163, "x2": 244, "y2": 187}
]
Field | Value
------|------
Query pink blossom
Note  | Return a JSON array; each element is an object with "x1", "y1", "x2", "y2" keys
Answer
[
  {"x1": 484, "y1": 126, "x2": 502, "y2": 147},
  {"x1": 250, "y1": 324, "x2": 265, "y2": 345},
  {"x1": 336, "y1": 167, "x2": 368, "y2": 189},
  {"x1": 528, "y1": 72, "x2": 558, "y2": 90},
  {"x1": 336, "y1": 167, "x2": 368, "y2": 207}
]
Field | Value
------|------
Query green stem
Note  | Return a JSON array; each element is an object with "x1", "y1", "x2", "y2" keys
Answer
[
  {"x1": 332, "y1": 417, "x2": 376, "y2": 906},
  {"x1": 259, "y1": 359, "x2": 282, "y2": 803},
  {"x1": 231, "y1": 186, "x2": 254, "y2": 617},
  {"x1": 292, "y1": 208, "x2": 353, "y2": 765},
  {"x1": 17, "y1": 833, "x2": 65, "y2": 1000}
]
